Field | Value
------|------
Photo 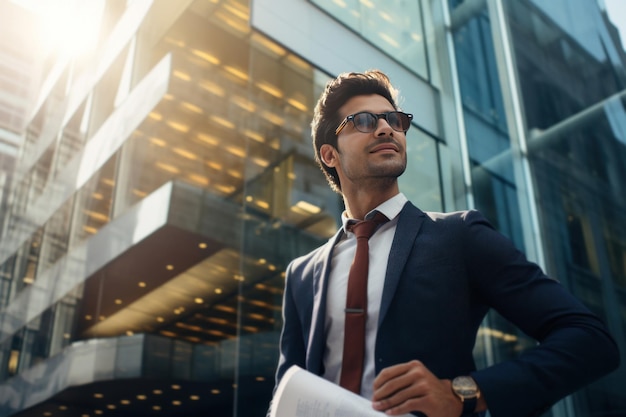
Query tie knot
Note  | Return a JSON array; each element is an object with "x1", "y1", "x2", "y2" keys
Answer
[{"x1": 347, "y1": 212, "x2": 389, "y2": 239}]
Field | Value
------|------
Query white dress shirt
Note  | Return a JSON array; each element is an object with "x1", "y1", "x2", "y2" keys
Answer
[{"x1": 322, "y1": 193, "x2": 408, "y2": 399}]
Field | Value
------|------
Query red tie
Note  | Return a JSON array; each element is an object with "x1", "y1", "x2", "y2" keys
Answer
[{"x1": 340, "y1": 212, "x2": 388, "y2": 394}]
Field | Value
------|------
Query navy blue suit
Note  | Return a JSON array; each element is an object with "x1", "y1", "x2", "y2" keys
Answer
[{"x1": 274, "y1": 202, "x2": 619, "y2": 417}]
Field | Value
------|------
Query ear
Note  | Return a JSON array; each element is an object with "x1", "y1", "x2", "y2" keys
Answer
[{"x1": 319, "y1": 144, "x2": 338, "y2": 167}]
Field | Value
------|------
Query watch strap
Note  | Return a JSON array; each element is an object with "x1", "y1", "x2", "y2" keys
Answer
[{"x1": 461, "y1": 396, "x2": 477, "y2": 416}]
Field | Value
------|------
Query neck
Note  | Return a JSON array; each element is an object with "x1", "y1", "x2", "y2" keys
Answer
[{"x1": 342, "y1": 180, "x2": 399, "y2": 220}]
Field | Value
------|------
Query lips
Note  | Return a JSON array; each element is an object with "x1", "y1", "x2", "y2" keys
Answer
[{"x1": 369, "y1": 142, "x2": 399, "y2": 153}]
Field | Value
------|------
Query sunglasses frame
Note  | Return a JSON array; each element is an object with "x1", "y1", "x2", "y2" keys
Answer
[{"x1": 335, "y1": 111, "x2": 413, "y2": 135}]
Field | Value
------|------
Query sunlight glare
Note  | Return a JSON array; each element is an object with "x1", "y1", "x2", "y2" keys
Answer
[{"x1": 14, "y1": 0, "x2": 105, "y2": 57}]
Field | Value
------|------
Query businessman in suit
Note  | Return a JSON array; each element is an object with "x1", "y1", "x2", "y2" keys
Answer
[{"x1": 272, "y1": 70, "x2": 619, "y2": 417}]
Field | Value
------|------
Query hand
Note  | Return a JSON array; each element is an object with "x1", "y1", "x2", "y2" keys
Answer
[{"x1": 371, "y1": 360, "x2": 462, "y2": 417}]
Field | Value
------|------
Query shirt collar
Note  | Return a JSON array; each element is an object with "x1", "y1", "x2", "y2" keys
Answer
[{"x1": 341, "y1": 193, "x2": 408, "y2": 233}]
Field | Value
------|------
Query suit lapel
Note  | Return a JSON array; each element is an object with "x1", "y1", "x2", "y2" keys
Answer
[
  {"x1": 378, "y1": 202, "x2": 426, "y2": 326},
  {"x1": 305, "y1": 229, "x2": 343, "y2": 373}
]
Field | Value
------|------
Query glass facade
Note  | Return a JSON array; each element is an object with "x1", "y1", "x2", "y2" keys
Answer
[{"x1": 0, "y1": 0, "x2": 622, "y2": 416}]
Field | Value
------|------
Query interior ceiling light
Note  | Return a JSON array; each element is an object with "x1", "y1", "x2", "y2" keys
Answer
[
  {"x1": 197, "y1": 133, "x2": 219, "y2": 146},
  {"x1": 261, "y1": 111, "x2": 285, "y2": 126},
  {"x1": 223, "y1": 3, "x2": 249, "y2": 20},
  {"x1": 149, "y1": 136, "x2": 167, "y2": 147},
  {"x1": 231, "y1": 96, "x2": 256, "y2": 112},
  {"x1": 172, "y1": 147, "x2": 198, "y2": 160},
  {"x1": 199, "y1": 80, "x2": 225, "y2": 97},
  {"x1": 210, "y1": 115, "x2": 236, "y2": 130},
  {"x1": 155, "y1": 162, "x2": 180, "y2": 174},
  {"x1": 181, "y1": 102, "x2": 203, "y2": 113},
  {"x1": 173, "y1": 70, "x2": 191, "y2": 81},
  {"x1": 166, "y1": 121, "x2": 190, "y2": 132},
  {"x1": 223, "y1": 65, "x2": 248, "y2": 81},
  {"x1": 188, "y1": 174, "x2": 210, "y2": 186},
  {"x1": 255, "y1": 81, "x2": 283, "y2": 98},
  {"x1": 243, "y1": 129, "x2": 264, "y2": 143},
  {"x1": 251, "y1": 33, "x2": 286, "y2": 57},
  {"x1": 191, "y1": 48, "x2": 220, "y2": 65},
  {"x1": 287, "y1": 98, "x2": 307, "y2": 112},
  {"x1": 148, "y1": 112, "x2": 163, "y2": 121}
]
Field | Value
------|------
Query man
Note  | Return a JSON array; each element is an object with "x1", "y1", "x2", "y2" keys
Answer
[{"x1": 272, "y1": 70, "x2": 619, "y2": 417}]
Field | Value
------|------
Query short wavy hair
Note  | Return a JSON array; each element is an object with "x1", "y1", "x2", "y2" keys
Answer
[{"x1": 311, "y1": 70, "x2": 400, "y2": 193}]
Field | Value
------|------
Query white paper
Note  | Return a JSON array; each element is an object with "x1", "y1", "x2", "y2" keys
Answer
[{"x1": 270, "y1": 365, "x2": 413, "y2": 417}]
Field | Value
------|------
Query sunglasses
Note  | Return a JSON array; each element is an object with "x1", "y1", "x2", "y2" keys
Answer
[{"x1": 335, "y1": 111, "x2": 413, "y2": 135}]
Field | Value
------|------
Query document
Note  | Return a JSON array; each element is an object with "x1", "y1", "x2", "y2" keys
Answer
[{"x1": 269, "y1": 365, "x2": 413, "y2": 417}]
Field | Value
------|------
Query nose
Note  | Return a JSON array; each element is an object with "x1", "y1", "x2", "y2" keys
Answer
[{"x1": 375, "y1": 117, "x2": 394, "y2": 136}]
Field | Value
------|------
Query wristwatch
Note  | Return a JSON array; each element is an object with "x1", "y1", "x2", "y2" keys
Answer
[{"x1": 451, "y1": 376, "x2": 480, "y2": 416}]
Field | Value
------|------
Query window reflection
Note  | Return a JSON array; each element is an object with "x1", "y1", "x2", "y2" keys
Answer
[{"x1": 309, "y1": 0, "x2": 429, "y2": 79}]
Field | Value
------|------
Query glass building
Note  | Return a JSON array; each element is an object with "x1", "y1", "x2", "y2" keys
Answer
[{"x1": 0, "y1": 0, "x2": 623, "y2": 416}]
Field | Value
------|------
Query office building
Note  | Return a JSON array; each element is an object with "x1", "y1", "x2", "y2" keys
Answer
[{"x1": 0, "y1": 0, "x2": 623, "y2": 416}]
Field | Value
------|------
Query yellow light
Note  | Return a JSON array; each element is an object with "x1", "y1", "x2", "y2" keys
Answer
[
  {"x1": 207, "y1": 161, "x2": 222, "y2": 170},
  {"x1": 197, "y1": 133, "x2": 219, "y2": 146},
  {"x1": 173, "y1": 70, "x2": 191, "y2": 81},
  {"x1": 191, "y1": 49, "x2": 220, "y2": 65},
  {"x1": 224, "y1": 66, "x2": 249, "y2": 81},
  {"x1": 173, "y1": 147, "x2": 198, "y2": 160},
  {"x1": 84, "y1": 210, "x2": 109, "y2": 222},
  {"x1": 287, "y1": 98, "x2": 308, "y2": 112},
  {"x1": 155, "y1": 162, "x2": 180, "y2": 174},
  {"x1": 256, "y1": 81, "x2": 283, "y2": 98},
  {"x1": 255, "y1": 200, "x2": 270, "y2": 209},
  {"x1": 232, "y1": 96, "x2": 257, "y2": 112},
  {"x1": 149, "y1": 137, "x2": 167, "y2": 147},
  {"x1": 199, "y1": 80, "x2": 225, "y2": 97},
  {"x1": 210, "y1": 116, "x2": 235, "y2": 130},
  {"x1": 294, "y1": 200, "x2": 322, "y2": 214},
  {"x1": 166, "y1": 121, "x2": 190, "y2": 133},
  {"x1": 188, "y1": 174, "x2": 210, "y2": 186},
  {"x1": 262, "y1": 111, "x2": 285, "y2": 126},
  {"x1": 181, "y1": 102, "x2": 203, "y2": 113},
  {"x1": 251, "y1": 33, "x2": 286, "y2": 57},
  {"x1": 225, "y1": 146, "x2": 246, "y2": 158},
  {"x1": 148, "y1": 112, "x2": 163, "y2": 121},
  {"x1": 243, "y1": 129, "x2": 265, "y2": 143},
  {"x1": 251, "y1": 157, "x2": 270, "y2": 167}
]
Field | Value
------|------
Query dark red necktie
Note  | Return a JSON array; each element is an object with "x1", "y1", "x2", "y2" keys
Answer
[{"x1": 340, "y1": 212, "x2": 388, "y2": 394}]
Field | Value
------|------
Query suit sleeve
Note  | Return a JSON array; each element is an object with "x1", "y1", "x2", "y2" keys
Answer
[
  {"x1": 460, "y1": 210, "x2": 620, "y2": 417},
  {"x1": 274, "y1": 259, "x2": 307, "y2": 387}
]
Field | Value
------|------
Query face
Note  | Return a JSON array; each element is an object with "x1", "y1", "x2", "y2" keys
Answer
[{"x1": 320, "y1": 94, "x2": 407, "y2": 191}]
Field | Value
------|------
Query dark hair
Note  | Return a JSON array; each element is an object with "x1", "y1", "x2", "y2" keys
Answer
[{"x1": 311, "y1": 70, "x2": 400, "y2": 192}]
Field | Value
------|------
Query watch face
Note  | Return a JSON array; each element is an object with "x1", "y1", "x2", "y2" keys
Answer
[{"x1": 452, "y1": 376, "x2": 478, "y2": 398}]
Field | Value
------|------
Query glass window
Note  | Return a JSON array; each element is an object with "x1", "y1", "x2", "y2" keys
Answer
[
  {"x1": 309, "y1": 0, "x2": 429, "y2": 80},
  {"x1": 71, "y1": 155, "x2": 116, "y2": 244}
]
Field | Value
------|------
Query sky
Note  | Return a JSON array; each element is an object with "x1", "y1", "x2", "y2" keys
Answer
[{"x1": 605, "y1": 0, "x2": 626, "y2": 48}]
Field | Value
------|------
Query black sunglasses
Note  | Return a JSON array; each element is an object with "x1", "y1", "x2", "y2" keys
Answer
[{"x1": 335, "y1": 111, "x2": 413, "y2": 135}]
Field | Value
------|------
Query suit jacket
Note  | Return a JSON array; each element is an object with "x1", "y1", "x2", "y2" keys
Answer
[{"x1": 274, "y1": 202, "x2": 619, "y2": 417}]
